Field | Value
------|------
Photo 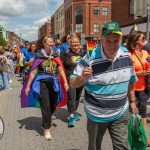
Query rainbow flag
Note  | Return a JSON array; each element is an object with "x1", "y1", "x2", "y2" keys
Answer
[
  {"x1": 21, "y1": 57, "x2": 67, "y2": 108},
  {"x1": 15, "y1": 44, "x2": 20, "y2": 59},
  {"x1": 87, "y1": 41, "x2": 96, "y2": 57}
]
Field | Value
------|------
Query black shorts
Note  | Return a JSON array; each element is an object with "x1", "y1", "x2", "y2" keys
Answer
[{"x1": 135, "y1": 90, "x2": 148, "y2": 118}]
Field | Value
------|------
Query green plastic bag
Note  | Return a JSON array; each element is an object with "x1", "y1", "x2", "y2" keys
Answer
[{"x1": 128, "y1": 114, "x2": 146, "y2": 150}]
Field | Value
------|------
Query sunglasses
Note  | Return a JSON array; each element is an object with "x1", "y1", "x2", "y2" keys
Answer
[
  {"x1": 142, "y1": 36, "x2": 145, "y2": 41},
  {"x1": 31, "y1": 45, "x2": 36, "y2": 48},
  {"x1": 46, "y1": 43, "x2": 53, "y2": 46},
  {"x1": 139, "y1": 36, "x2": 145, "y2": 41}
]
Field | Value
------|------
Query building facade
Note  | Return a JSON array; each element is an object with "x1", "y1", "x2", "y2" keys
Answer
[
  {"x1": 54, "y1": 3, "x2": 65, "y2": 40},
  {"x1": 0, "y1": 25, "x2": 7, "y2": 41},
  {"x1": 7, "y1": 31, "x2": 23, "y2": 46},
  {"x1": 38, "y1": 21, "x2": 51, "y2": 38},
  {"x1": 64, "y1": 0, "x2": 111, "y2": 43},
  {"x1": 111, "y1": 0, "x2": 148, "y2": 36},
  {"x1": 51, "y1": 14, "x2": 55, "y2": 38}
]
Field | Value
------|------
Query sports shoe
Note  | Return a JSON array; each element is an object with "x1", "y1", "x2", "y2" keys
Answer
[
  {"x1": 68, "y1": 117, "x2": 75, "y2": 127},
  {"x1": 147, "y1": 140, "x2": 150, "y2": 147},
  {"x1": 74, "y1": 112, "x2": 80, "y2": 121},
  {"x1": 5, "y1": 87, "x2": 12, "y2": 90},
  {"x1": 44, "y1": 129, "x2": 52, "y2": 140},
  {"x1": 9, "y1": 80, "x2": 13, "y2": 83}
]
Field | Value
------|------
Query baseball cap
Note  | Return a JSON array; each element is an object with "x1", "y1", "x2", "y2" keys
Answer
[{"x1": 102, "y1": 21, "x2": 122, "y2": 37}]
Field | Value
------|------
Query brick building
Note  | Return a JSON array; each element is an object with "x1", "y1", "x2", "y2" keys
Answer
[
  {"x1": 64, "y1": 0, "x2": 111, "y2": 43},
  {"x1": 51, "y1": 15, "x2": 55, "y2": 38},
  {"x1": 54, "y1": 3, "x2": 65, "y2": 40},
  {"x1": 7, "y1": 31, "x2": 24, "y2": 46},
  {"x1": 38, "y1": 21, "x2": 51, "y2": 38},
  {"x1": 111, "y1": 0, "x2": 148, "y2": 36}
]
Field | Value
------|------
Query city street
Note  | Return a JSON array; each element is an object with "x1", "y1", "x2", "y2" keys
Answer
[
  {"x1": 0, "y1": 75, "x2": 112, "y2": 150},
  {"x1": 0, "y1": 76, "x2": 150, "y2": 150}
]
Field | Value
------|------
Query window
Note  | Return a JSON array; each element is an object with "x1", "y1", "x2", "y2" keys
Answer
[
  {"x1": 93, "y1": 23, "x2": 99, "y2": 33},
  {"x1": 102, "y1": 6, "x2": 108, "y2": 16},
  {"x1": 75, "y1": 6, "x2": 83, "y2": 16},
  {"x1": 68, "y1": 10, "x2": 70, "y2": 19},
  {"x1": 75, "y1": 6, "x2": 83, "y2": 24},
  {"x1": 130, "y1": 0, "x2": 134, "y2": 15},
  {"x1": 61, "y1": 20, "x2": 62, "y2": 29},
  {"x1": 93, "y1": 6, "x2": 100, "y2": 15},
  {"x1": 76, "y1": 24, "x2": 83, "y2": 33}
]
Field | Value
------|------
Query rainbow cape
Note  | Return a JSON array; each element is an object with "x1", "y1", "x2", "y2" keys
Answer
[
  {"x1": 87, "y1": 41, "x2": 96, "y2": 57},
  {"x1": 21, "y1": 57, "x2": 67, "y2": 108}
]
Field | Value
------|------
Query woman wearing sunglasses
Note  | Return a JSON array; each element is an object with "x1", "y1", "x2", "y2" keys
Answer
[
  {"x1": 24, "y1": 43, "x2": 37, "y2": 74},
  {"x1": 126, "y1": 31, "x2": 150, "y2": 147},
  {"x1": 22, "y1": 36, "x2": 68, "y2": 140}
]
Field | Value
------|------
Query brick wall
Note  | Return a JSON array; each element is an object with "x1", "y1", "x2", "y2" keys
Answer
[{"x1": 112, "y1": 0, "x2": 146, "y2": 27}]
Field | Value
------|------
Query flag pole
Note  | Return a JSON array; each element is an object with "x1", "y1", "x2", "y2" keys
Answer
[{"x1": 86, "y1": 41, "x2": 90, "y2": 61}]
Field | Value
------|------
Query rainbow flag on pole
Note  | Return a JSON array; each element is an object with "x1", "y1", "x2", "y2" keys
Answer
[
  {"x1": 87, "y1": 41, "x2": 96, "y2": 59},
  {"x1": 16, "y1": 44, "x2": 20, "y2": 59}
]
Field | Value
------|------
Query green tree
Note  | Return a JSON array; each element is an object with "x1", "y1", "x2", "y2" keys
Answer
[{"x1": 0, "y1": 36, "x2": 6, "y2": 46}]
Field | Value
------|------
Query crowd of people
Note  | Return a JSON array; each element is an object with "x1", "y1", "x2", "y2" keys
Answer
[{"x1": 0, "y1": 21, "x2": 150, "y2": 149}]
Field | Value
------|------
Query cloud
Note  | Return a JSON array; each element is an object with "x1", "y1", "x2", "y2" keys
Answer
[
  {"x1": 34, "y1": 17, "x2": 50, "y2": 26},
  {"x1": 13, "y1": 25, "x2": 38, "y2": 41},
  {"x1": 0, "y1": 0, "x2": 64, "y2": 41},
  {"x1": 0, "y1": 0, "x2": 26, "y2": 17},
  {"x1": 0, "y1": 0, "x2": 49, "y2": 17}
]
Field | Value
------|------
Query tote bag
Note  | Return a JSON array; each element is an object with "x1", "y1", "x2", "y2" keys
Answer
[{"x1": 128, "y1": 114, "x2": 146, "y2": 150}]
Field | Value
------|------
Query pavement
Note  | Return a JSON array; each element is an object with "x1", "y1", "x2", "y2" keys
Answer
[{"x1": 0, "y1": 75, "x2": 150, "y2": 150}]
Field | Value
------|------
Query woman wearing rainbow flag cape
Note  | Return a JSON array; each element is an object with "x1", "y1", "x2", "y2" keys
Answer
[
  {"x1": 60, "y1": 36, "x2": 85, "y2": 127},
  {"x1": 21, "y1": 36, "x2": 69, "y2": 140}
]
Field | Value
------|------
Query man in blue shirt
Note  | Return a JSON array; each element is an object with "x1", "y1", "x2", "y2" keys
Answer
[
  {"x1": 61, "y1": 35, "x2": 70, "y2": 52},
  {"x1": 53, "y1": 39, "x2": 62, "y2": 55},
  {"x1": 70, "y1": 21, "x2": 137, "y2": 150},
  {"x1": 19, "y1": 41, "x2": 29, "y2": 76},
  {"x1": 21, "y1": 41, "x2": 29, "y2": 57}
]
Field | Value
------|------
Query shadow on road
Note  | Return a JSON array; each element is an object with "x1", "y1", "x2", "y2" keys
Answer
[
  {"x1": 53, "y1": 108, "x2": 82, "y2": 123},
  {"x1": 17, "y1": 117, "x2": 43, "y2": 135},
  {"x1": 53, "y1": 108, "x2": 68, "y2": 123}
]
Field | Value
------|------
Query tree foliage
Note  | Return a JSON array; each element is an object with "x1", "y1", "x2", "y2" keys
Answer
[{"x1": 0, "y1": 36, "x2": 6, "y2": 46}]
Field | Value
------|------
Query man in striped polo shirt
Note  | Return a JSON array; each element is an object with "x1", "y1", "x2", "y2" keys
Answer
[{"x1": 70, "y1": 21, "x2": 137, "y2": 150}]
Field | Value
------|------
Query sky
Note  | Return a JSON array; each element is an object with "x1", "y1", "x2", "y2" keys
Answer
[{"x1": 0, "y1": 0, "x2": 64, "y2": 42}]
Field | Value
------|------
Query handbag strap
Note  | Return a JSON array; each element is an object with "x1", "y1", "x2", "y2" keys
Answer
[{"x1": 134, "y1": 52, "x2": 145, "y2": 70}]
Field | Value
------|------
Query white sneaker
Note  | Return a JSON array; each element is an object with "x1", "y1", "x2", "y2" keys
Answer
[
  {"x1": 44, "y1": 129, "x2": 52, "y2": 140},
  {"x1": 9, "y1": 80, "x2": 13, "y2": 83}
]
